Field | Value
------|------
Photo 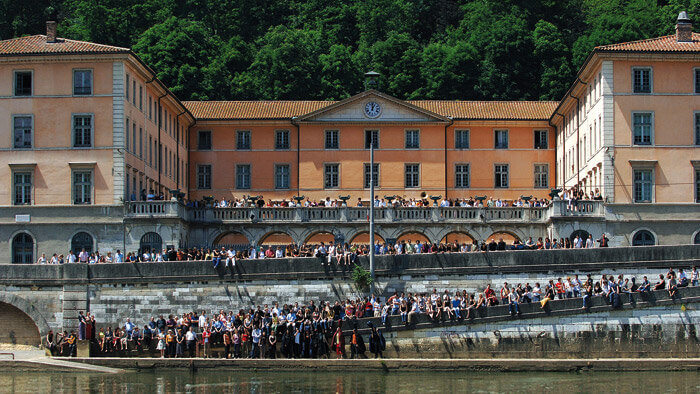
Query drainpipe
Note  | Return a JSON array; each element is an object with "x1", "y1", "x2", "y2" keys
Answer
[
  {"x1": 291, "y1": 117, "x2": 300, "y2": 197},
  {"x1": 443, "y1": 117, "x2": 453, "y2": 197}
]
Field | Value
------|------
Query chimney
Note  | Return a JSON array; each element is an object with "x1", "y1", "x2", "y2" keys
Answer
[
  {"x1": 676, "y1": 11, "x2": 692, "y2": 42},
  {"x1": 364, "y1": 71, "x2": 380, "y2": 91},
  {"x1": 46, "y1": 21, "x2": 57, "y2": 43}
]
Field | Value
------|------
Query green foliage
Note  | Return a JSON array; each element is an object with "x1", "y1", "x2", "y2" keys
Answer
[
  {"x1": 2, "y1": 0, "x2": 698, "y2": 101},
  {"x1": 351, "y1": 263, "x2": 373, "y2": 292}
]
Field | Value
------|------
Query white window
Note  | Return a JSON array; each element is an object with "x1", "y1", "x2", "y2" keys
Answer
[
  {"x1": 534, "y1": 164, "x2": 549, "y2": 189},
  {"x1": 405, "y1": 164, "x2": 419, "y2": 188},
  {"x1": 325, "y1": 130, "x2": 339, "y2": 149},
  {"x1": 13, "y1": 171, "x2": 32, "y2": 205},
  {"x1": 632, "y1": 67, "x2": 652, "y2": 93},
  {"x1": 73, "y1": 114, "x2": 93, "y2": 148},
  {"x1": 13, "y1": 115, "x2": 32, "y2": 149},
  {"x1": 364, "y1": 163, "x2": 379, "y2": 188},
  {"x1": 236, "y1": 164, "x2": 251, "y2": 189},
  {"x1": 72, "y1": 171, "x2": 92, "y2": 204},
  {"x1": 14, "y1": 71, "x2": 32, "y2": 96},
  {"x1": 275, "y1": 130, "x2": 290, "y2": 150},
  {"x1": 405, "y1": 129, "x2": 420, "y2": 149},
  {"x1": 365, "y1": 130, "x2": 379, "y2": 149},
  {"x1": 534, "y1": 130, "x2": 548, "y2": 149},
  {"x1": 197, "y1": 165, "x2": 212, "y2": 189},
  {"x1": 633, "y1": 169, "x2": 653, "y2": 203},
  {"x1": 495, "y1": 164, "x2": 509, "y2": 188},
  {"x1": 632, "y1": 112, "x2": 653, "y2": 145},
  {"x1": 237, "y1": 130, "x2": 251, "y2": 150},
  {"x1": 455, "y1": 164, "x2": 470, "y2": 188},
  {"x1": 324, "y1": 163, "x2": 339, "y2": 189},
  {"x1": 275, "y1": 164, "x2": 290, "y2": 189},
  {"x1": 495, "y1": 130, "x2": 508, "y2": 149},
  {"x1": 455, "y1": 130, "x2": 469, "y2": 149},
  {"x1": 73, "y1": 69, "x2": 92, "y2": 95}
]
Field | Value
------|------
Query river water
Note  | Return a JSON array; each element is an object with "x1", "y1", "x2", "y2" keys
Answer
[{"x1": 1, "y1": 370, "x2": 698, "y2": 393}]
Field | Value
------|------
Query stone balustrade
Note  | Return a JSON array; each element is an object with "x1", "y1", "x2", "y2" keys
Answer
[{"x1": 123, "y1": 200, "x2": 603, "y2": 224}]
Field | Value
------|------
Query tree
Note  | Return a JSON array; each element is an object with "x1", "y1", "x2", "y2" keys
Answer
[{"x1": 533, "y1": 20, "x2": 574, "y2": 101}]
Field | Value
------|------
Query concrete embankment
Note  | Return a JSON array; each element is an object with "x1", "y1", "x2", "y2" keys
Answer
[{"x1": 48, "y1": 357, "x2": 700, "y2": 372}]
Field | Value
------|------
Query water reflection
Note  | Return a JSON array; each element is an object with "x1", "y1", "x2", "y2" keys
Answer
[{"x1": 1, "y1": 370, "x2": 698, "y2": 393}]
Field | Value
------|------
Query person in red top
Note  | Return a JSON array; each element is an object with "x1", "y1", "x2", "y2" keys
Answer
[
  {"x1": 201, "y1": 328, "x2": 211, "y2": 358},
  {"x1": 555, "y1": 278, "x2": 565, "y2": 299},
  {"x1": 484, "y1": 284, "x2": 498, "y2": 306}
]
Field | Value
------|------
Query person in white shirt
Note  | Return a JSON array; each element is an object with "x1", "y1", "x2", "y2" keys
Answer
[
  {"x1": 198, "y1": 312, "x2": 207, "y2": 332},
  {"x1": 114, "y1": 250, "x2": 124, "y2": 263},
  {"x1": 275, "y1": 247, "x2": 284, "y2": 258},
  {"x1": 226, "y1": 249, "x2": 236, "y2": 267},
  {"x1": 585, "y1": 235, "x2": 594, "y2": 248},
  {"x1": 249, "y1": 247, "x2": 257, "y2": 259},
  {"x1": 36, "y1": 253, "x2": 47, "y2": 264},
  {"x1": 78, "y1": 249, "x2": 89, "y2": 263}
]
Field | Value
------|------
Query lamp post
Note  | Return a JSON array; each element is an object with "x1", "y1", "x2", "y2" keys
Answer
[{"x1": 369, "y1": 138, "x2": 375, "y2": 294}]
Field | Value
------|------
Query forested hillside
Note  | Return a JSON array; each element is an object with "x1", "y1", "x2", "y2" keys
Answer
[{"x1": 1, "y1": 0, "x2": 698, "y2": 101}]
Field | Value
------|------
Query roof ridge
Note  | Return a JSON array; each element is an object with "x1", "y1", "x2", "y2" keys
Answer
[
  {"x1": 595, "y1": 34, "x2": 676, "y2": 49},
  {"x1": 54, "y1": 36, "x2": 130, "y2": 51},
  {"x1": 0, "y1": 34, "x2": 44, "y2": 42}
]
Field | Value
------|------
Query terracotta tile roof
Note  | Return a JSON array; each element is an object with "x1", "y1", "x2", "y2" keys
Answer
[
  {"x1": 595, "y1": 33, "x2": 700, "y2": 52},
  {"x1": 184, "y1": 100, "x2": 558, "y2": 120},
  {"x1": 0, "y1": 35, "x2": 129, "y2": 56},
  {"x1": 409, "y1": 100, "x2": 558, "y2": 120}
]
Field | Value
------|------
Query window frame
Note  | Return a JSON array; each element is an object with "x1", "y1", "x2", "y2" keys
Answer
[
  {"x1": 235, "y1": 164, "x2": 251, "y2": 190},
  {"x1": 494, "y1": 129, "x2": 509, "y2": 149},
  {"x1": 325, "y1": 129, "x2": 339, "y2": 150},
  {"x1": 534, "y1": 163, "x2": 549, "y2": 189},
  {"x1": 694, "y1": 68, "x2": 700, "y2": 95},
  {"x1": 534, "y1": 130, "x2": 548, "y2": 149},
  {"x1": 13, "y1": 70, "x2": 33, "y2": 97},
  {"x1": 197, "y1": 130, "x2": 212, "y2": 150},
  {"x1": 196, "y1": 164, "x2": 212, "y2": 190},
  {"x1": 364, "y1": 163, "x2": 380, "y2": 189},
  {"x1": 631, "y1": 67, "x2": 653, "y2": 94},
  {"x1": 695, "y1": 111, "x2": 700, "y2": 146},
  {"x1": 324, "y1": 163, "x2": 340, "y2": 189},
  {"x1": 72, "y1": 113, "x2": 94, "y2": 148},
  {"x1": 632, "y1": 111, "x2": 654, "y2": 146},
  {"x1": 455, "y1": 129, "x2": 470, "y2": 150},
  {"x1": 494, "y1": 163, "x2": 509, "y2": 189},
  {"x1": 72, "y1": 68, "x2": 93, "y2": 96},
  {"x1": 236, "y1": 130, "x2": 251, "y2": 150},
  {"x1": 404, "y1": 163, "x2": 420, "y2": 189},
  {"x1": 364, "y1": 129, "x2": 380, "y2": 149},
  {"x1": 12, "y1": 114, "x2": 33, "y2": 149},
  {"x1": 454, "y1": 163, "x2": 470, "y2": 189},
  {"x1": 404, "y1": 129, "x2": 420, "y2": 149},
  {"x1": 274, "y1": 164, "x2": 291, "y2": 190},
  {"x1": 71, "y1": 169, "x2": 93, "y2": 205},
  {"x1": 275, "y1": 129, "x2": 290, "y2": 150},
  {"x1": 12, "y1": 169, "x2": 33, "y2": 206},
  {"x1": 632, "y1": 168, "x2": 654, "y2": 203}
]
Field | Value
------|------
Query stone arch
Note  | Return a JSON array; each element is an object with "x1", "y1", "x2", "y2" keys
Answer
[
  {"x1": 258, "y1": 231, "x2": 294, "y2": 246},
  {"x1": 213, "y1": 231, "x2": 250, "y2": 248},
  {"x1": 692, "y1": 230, "x2": 700, "y2": 245},
  {"x1": 70, "y1": 231, "x2": 95, "y2": 254},
  {"x1": 632, "y1": 228, "x2": 657, "y2": 246},
  {"x1": 0, "y1": 293, "x2": 50, "y2": 346},
  {"x1": 569, "y1": 229, "x2": 591, "y2": 244},
  {"x1": 140, "y1": 232, "x2": 163, "y2": 253},
  {"x1": 486, "y1": 231, "x2": 521, "y2": 243},
  {"x1": 11, "y1": 231, "x2": 34, "y2": 264},
  {"x1": 440, "y1": 231, "x2": 476, "y2": 244},
  {"x1": 397, "y1": 231, "x2": 430, "y2": 243},
  {"x1": 304, "y1": 231, "x2": 336, "y2": 245},
  {"x1": 349, "y1": 231, "x2": 386, "y2": 245}
]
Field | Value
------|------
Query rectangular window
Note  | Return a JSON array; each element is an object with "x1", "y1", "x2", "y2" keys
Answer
[
  {"x1": 13, "y1": 116, "x2": 32, "y2": 149},
  {"x1": 324, "y1": 163, "x2": 340, "y2": 189},
  {"x1": 73, "y1": 114, "x2": 93, "y2": 148},
  {"x1": 325, "y1": 130, "x2": 339, "y2": 149},
  {"x1": 696, "y1": 170, "x2": 700, "y2": 203},
  {"x1": 149, "y1": 96, "x2": 152, "y2": 119},
  {"x1": 695, "y1": 69, "x2": 700, "y2": 94},
  {"x1": 197, "y1": 130, "x2": 212, "y2": 150},
  {"x1": 13, "y1": 172, "x2": 31, "y2": 205},
  {"x1": 125, "y1": 118, "x2": 129, "y2": 151},
  {"x1": 633, "y1": 169, "x2": 653, "y2": 202},
  {"x1": 364, "y1": 163, "x2": 379, "y2": 188},
  {"x1": 632, "y1": 67, "x2": 652, "y2": 93},
  {"x1": 236, "y1": 130, "x2": 251, "y2": 150},
  {"x1": 275, "y1": 130, "x2": 290, "y2": 150},
  {"x1": 695, "y1": 113, "x2": 700, "y2": 145},
  {"x1": 275, "y1": 164, "x2": 290, "y2": 189},
  {"x1": 236, "y1": 164, "x2": 251, "y2": 189},
  {"x1": 534, "y1": 164, "x2": 549, "y2": 189},
  {"x1": 126, "y1": 74, "x2": 130, "y2": 100},
  {"x1": 455, "y1": 164, "x2": 470, "y2": 189},
  {"x1": 633, "y1": 112, "x2": 653, "y2": 145},
  {"x1": 149, "y1": 136, "x2": 152, "y2": 166},
  {"x1": 495, "y1": 130, "x2": 509, "y2": 149},
  {"x1": 405, "y1": 129, "x2": 420, "y2": 149},
  {"x1": 405, "y1": 164, "x2": 419, "y2": 188},
  {"x1": 495, "y1": 164, "x2": 509, "y2": 188},
  {"x1": 132, "y1": 80, "x2": 136, "y2": 105},
  {"x1": 365, "y1": 130, "x2": 379, "y2": 149},
  {"x1": 455, "y1": 130, "x2": 469, "y2": 149},
  {"x1": 534, "y1": 130, "x2": 548, "y2": 149},
  {"x1": 139, "y1": 86, "x2": 143, "y2": 110},
  {"x1": 72, "y1": 171, "x2": 92, "y2": 204},
  {"x1": 197, "y1": 165, "x2": 212, "y2": 189},
  {"x1": 14, "y1": 71, "x2": 32, "y2": 96},
  {"x1": 137, "y1": 126, "x2": 141, "y2": 157},
  {"x1": 73, "y1": 69, "x2": 92, "y2": 95}
]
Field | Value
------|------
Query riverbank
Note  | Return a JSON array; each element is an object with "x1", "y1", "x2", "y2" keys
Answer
[{"x1": 29, "y1": 357, "x2": 700, "y2": 372}]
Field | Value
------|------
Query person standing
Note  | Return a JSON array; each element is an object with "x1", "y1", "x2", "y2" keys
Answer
[
  {"x1": 78, "y1": 311, "x2": 86, "y2": 340},
  {"x1": 185, "y1": 327, "x2": 196, "y2": 357}
]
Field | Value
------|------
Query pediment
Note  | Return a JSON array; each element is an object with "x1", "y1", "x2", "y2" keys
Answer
[{"x1": 297, "y1": 90, "x2": 449, "y2": 123}]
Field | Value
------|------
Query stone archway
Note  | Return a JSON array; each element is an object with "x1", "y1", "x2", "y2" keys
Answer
[{"x1": 0, "y1": 293, "x2": 50, "y2": 347}]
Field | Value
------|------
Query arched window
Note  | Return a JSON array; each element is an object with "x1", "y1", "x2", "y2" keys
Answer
[
  {"x1": 570, "y1": 230, "x2": 591, "y2": 244},
  {"x1": 694, "y1": 231, "x2": 700, "y2": 245},
  {"x1": 632, "y1": 230, "x2": 655, "y2": 246},
  {"x1": 140, "y1": 232, "x2": 162, "y2": 253},
  {"x1": 12, "y1": 233, "x2": 33, "y2": 264},
  {"x1": 71, "y1": 232, "x2": 93, "y2": 254}
]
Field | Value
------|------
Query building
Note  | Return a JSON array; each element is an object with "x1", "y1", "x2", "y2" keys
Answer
[{"x1": 0, "y1": 15, "x2": 697, "y2": 262}]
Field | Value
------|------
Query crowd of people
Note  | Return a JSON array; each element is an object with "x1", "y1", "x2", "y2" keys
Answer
[{"x1": 47, "y1": 266, "x2": 697, "y2": 358}]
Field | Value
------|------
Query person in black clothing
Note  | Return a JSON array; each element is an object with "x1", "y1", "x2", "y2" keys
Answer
[
  {"x1": 497, "y1": 238, "x2": 506, "y2": 250},
  {"x1": 368, "y1": 323, "x2": 385, "y2": 359}
]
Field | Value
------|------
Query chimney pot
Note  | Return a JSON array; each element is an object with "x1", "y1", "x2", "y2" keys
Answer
[
  {"x1": 46, "y1": 21, "x2": 57, "y2": 43},
  {"x1": 676, "y1": 11, "x2": 693, "y2": 42}
]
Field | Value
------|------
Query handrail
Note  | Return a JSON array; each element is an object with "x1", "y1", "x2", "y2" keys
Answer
[{"x1": 0, "y1": 353, "x2": 15, "y2": 360}]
